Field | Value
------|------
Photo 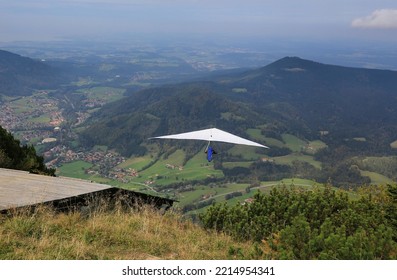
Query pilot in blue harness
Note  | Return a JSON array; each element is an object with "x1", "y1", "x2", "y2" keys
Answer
[{"x1": 205, "y1": 143, "x2": 217, "y2": 162}]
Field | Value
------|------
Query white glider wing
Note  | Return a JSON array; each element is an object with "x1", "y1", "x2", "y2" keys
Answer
[{"x1": 151, "y1": 128, "x2": 268, "y2": 148}]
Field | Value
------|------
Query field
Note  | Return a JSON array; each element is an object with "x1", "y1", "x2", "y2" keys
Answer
[
  {"x1": 273, "y1": 154, "x2": 322, "y2": 169},
  {"x1": 57, "y1": 161, "x2": 93, "y2": 179},
  {"x1": 75, "y1": 86, "x2": 126, "y2": 104},
  {"x1": 361, "y1": 170, "x2": 394, "y2": 185},
  {"x1": 123, "y1": 149, "x2": 223, "y2": 187}
]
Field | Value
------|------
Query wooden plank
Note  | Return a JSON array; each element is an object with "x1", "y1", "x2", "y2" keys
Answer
[{"x1": 0, "y1": 168, "x2": 112, "y2": 210}]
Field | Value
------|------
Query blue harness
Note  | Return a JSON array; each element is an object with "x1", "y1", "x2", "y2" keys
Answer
[{"x1": 206, "y1": 146, "x2": 215, "y2": 162}]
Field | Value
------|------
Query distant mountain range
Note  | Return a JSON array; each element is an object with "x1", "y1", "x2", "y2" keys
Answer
[{"x1": 80, "y1": 56, "x2": 397, "y2": 156}]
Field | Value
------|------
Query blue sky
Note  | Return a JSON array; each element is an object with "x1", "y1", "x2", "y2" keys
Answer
[{"x1": 1, "y1": 0, "x2": 396, "y2": 43}]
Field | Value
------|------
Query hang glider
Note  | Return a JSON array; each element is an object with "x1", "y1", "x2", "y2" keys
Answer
[{"x1": 150, "y1": 128, "x2": 268, "y2": 162}]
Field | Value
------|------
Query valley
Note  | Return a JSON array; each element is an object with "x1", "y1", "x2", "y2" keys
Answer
[
  {"x1": 0, "y1": 87, "x2": 391, "y2": 214},
  {"x1": 1, "y1": 49, "x2": 397, "y2": 215}
]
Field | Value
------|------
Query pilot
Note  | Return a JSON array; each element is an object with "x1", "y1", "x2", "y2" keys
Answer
[{"x1": 205, "y1": 146, "x2": 217, "y2": 162}]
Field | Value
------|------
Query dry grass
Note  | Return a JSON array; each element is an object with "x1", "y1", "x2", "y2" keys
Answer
[{"x1": 0, "y1": 204, "x2": 269, "y2": 260}]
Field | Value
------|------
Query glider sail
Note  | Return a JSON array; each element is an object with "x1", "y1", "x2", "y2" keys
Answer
[
  {"x1": 151, "y1": 128, "x2": 268, "y2": 162},
  {"x1": 151, "y1": 128, "x2": 269, "y2": 148}
]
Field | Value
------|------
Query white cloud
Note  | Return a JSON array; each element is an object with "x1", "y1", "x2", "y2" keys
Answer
[{"x1": 352, "y1": 9, "x2": 397, "y2": 29}]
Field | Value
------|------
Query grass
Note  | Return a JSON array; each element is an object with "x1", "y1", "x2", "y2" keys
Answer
[
  {"x1": 232, "y1": 88, "x2": 248, "y2": 93},
  {"x1": 360, "y1": 170, "x2": 394, "y2": 185},
  {"x1": 0, "y1": 205, "x2": 267, "y2": 260},
  {"x1": 282, "y1": 134, "x2": 307, "y2": 152},
  {"x1": 8, "y1": 97, "x2": 34, "y2": 114},
  {"x1": 273, "y1": 154, "x2": 322, "y2": 169},
  {"x1": 30, "y1": 114, "x2": 51, "y2": 124},
  {"x1": 263, "y1": 137, "x2": 285, "y2": 147},
  {"x1": 305, "y1": 140, "x2": 328, "y2": 154},
  {"x1": 117, "y1": 156, "x2": 153, "y2": 171},
  {"x1": 129, "y1": 150, "x2": 223, "y2": 186},
  {"x1": 176, "y1": 183, "x2": 250, "y2": 208},
  {"x1": 57, "y1": 161, "x2": 93, "y2": 179},
  {"x1": 77, "y1": 87, "x2": 126, "y2": 103},
  {"x1": 222, "y1": 161, "x2": 253, "y2": 168},
  {"x1": 228, "y1": 145, "x2": 263, "y2": 160}
]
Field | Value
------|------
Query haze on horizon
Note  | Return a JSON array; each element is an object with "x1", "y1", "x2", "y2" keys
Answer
[
  {"x1": 1, "y1": 0, "x2": 397, "y2": 69},
  {"x1": 1, "y1": 0, "x2": 396, "y2": 41}
]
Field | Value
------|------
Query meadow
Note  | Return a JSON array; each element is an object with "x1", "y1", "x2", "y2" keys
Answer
[
  {"x1": 0, "y1": 204, "x2": 264, "y2": 260},
  {"x1": 75, "y1": 86, "x2": 126, "y2": 104}
]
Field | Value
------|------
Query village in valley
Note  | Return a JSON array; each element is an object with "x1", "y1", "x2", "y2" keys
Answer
[
  {"x1": 0, "y1": 91, "x2": 63, "y2": 143},
  {"x1": 0, "y1": 88, "x2": 139, "y2": 183}
]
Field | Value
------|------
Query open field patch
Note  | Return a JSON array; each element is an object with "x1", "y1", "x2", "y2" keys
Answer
[
  {"x1": 129, "y1": 150, "x2": 223, "y2": 186},
  {"x1": 273, "y1": 153, "x2": 322, "y2": 169},
  {"x1": 228, "y1": 145, "x2": 265, "y2": 160},
  {"x1": 360, "y1": 170, "x2": 394, "y2": 185},
  {"x1": 282, "y1": 134, "x2": 307, "y2": 152},
  {"x1": 222, "y1": 161, "x2": 253, "y2": 169},
  {"x1": 117, "y1": 156, "x2": 153, "y2": 170},
  {"x1": 57, "y1": 160, "x2": 93, "y2": 179},
  {"x1": 304, "y1": 140, "x2": 328, "y2": 154}
]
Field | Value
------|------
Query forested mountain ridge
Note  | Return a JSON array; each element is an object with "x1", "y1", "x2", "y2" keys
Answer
[
  {"x1": 79, "y1": 84, "x2": 265, "y2": 156},
  {"x1": 77, "y1": 57, "x2": 397, "y2": 187},
  {"x1": 220, "y1": 56, "x2": 397, "y2": 134},
  {"x1": 0, "y1": 50, "x2": 63, "y2": 96},
  {"x1": 81, "y1": 56, "x2": 397, "y2": 156}
]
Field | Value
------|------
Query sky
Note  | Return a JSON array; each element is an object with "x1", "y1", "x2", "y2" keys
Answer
[{"x1": 1, "y1": 0, "x2": 397, "y2": 44}]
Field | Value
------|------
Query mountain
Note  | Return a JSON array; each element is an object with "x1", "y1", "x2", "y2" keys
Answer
[
  {"x1": 0, "y1": 50, "x2": 62, "y2": 96},
  {"x1": 80, "y1": 84, "x2": 265, "y2": 156},
  {"x1": 78, "y1": 57, "x2": 397, "y2": 186},
  {"x1": 81, "y1": 57, "x2": 397, "y2": 154},
  {"x1": 220, "y1": 56, "x2": 397, "y2": 133}
]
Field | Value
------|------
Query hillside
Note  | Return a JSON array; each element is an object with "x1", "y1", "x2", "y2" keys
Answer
[
  {"x1": 1, "y1": 184, "x2": 396, "y2": 260},
  {"x1": 0, "y1": 204, "x2": 263, "y2": 260},
  {"x1": 79, "y1": 84, "x2": 265, "y2": 157},
  {"x1": 77, "y1": 57, "x2": 397, "y2": 187},
  {"x1": 81, "y1": 57, "x2": 397, "y2": 153},
  {"x1": 220, "y1": 56, "x2": 397, "y2": 143},
  {"x1": 0, "y1": 50, "x2": 63, "y2": 96},
  {"x1": 0, "y1": 125, "x2": 54, "y2": 175}
]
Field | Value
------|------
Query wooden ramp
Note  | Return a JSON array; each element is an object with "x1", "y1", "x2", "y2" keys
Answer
[
  {"x1": 0, "y1": 168, "x2": 175, "y2": 213},
  {"x1": 0, "y1": 168, "x2": 112, "y2": 211}
]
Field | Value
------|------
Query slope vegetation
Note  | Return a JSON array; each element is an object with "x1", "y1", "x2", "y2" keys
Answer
[
  {"x1": 0, "y1": 125, "x2": 54, "y2": 175},
  {"x1": 0, "y1": 50, "x2": 63, "y2": 96},
  {"x1": 78, "y1": 57, "x2": 397, "y2": 187},
  {"x1": 0, "y1": 205, "x2": 263, "y2": 260}
]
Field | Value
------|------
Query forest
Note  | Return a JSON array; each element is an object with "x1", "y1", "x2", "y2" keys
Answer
[{"x1": 0, "y1": 125, "x2": 55, "y2": 176}]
